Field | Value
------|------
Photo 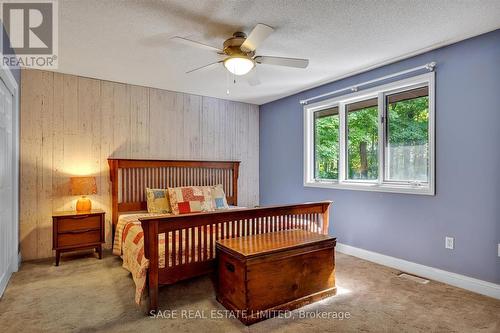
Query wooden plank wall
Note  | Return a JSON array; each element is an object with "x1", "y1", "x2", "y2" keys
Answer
[{"x1": 20, "y1": 69, "x2": 259, "y2": 260}]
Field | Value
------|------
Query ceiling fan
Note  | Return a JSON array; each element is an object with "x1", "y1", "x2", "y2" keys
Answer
[{"x1": 171, "y1": 24, "x2": 309, "y2": 84}]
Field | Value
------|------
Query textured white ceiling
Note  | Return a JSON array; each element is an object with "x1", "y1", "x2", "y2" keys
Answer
[{"x1": 57, "y1": 0, "x2": 500, "y2": 105}]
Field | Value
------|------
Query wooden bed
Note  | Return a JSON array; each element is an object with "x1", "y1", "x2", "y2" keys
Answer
[{"x1": 108, "y1": 158, "x2": 332, "y2": 312}]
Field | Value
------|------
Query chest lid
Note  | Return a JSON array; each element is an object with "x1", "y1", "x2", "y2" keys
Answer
[{"x1": 216, "y1": 229, "x2": 335, "y2": 260}]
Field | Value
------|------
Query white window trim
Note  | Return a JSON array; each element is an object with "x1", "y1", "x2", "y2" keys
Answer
[{"x1": 304, "y1": 72, "x2": 435, "y2": 195}]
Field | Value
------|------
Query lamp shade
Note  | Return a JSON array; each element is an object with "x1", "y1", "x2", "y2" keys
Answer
[{"x1": 70, "y1": 177, "x2": 97, "y2": 196}]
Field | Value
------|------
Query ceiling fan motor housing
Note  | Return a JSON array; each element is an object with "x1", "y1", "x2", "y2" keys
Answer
[{"x1": 223, "y1": 32, "x2": 255, "y2": 57}]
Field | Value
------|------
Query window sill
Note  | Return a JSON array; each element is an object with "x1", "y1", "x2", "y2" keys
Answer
[{"x1": 304, "y1": 180, "x2": 435, "y2": 195}]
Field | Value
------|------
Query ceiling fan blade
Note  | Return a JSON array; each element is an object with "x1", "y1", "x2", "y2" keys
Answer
[
  {"x1": 186, "y1": 61, "x2": 222, "y2": 74},
  {"x1": 254, "y1": 56, "x2": 309, "y2": 68},
  {"x1": 171, "y1": 36, "x2": 222, "y2": 53},
  {"x1": 246, "y1": 69, "x2": 261, "y2": 86},
  {"x1": 240, "y1": 23, "x2": 274, "y2": 52}
]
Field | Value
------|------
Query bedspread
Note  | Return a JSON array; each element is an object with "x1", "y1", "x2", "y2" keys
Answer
[
  {"x1": 112, "y1": 213, "x2": 165, "y2": 304},
  {"x1": 112, "y1": 213, "x2": 216, "y2": 304}
]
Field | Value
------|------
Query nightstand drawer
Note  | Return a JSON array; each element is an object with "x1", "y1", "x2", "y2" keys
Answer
[
  {"x1": 53, "y1": 210, "x2": 105, "y2": 265},
  {"x1": 57, "y1": 230, "x2": 101, "y2": 247},
  {"x1": 57, "y1": 215, "x2": 101, "y2": 233}
]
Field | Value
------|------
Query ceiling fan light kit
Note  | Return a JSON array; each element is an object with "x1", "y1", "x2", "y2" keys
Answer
[
  {"x1": 174, "y1": 23, "x2": 309, "y2": 85},
  {"x1": 223, "y1": 56, "x2": 255, "y2": 76}
]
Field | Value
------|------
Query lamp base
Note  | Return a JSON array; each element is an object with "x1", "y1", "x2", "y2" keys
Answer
[{"x1": 76, "y1": 197, "x2": 92, "y2": 212}]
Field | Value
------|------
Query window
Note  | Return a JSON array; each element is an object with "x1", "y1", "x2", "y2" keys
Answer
[
  {"x1": 385, "y1": 86, "x2": 429, "y2": 183},
  {"x1": 314, "y1": 107, "x2": 339, "y2": 180},
  {"x1": 304, "y1": 72, "x2": 435, "y2": 195},
  {"x1": 346, "y1": 98, "x2": 378, "y2": 180}
]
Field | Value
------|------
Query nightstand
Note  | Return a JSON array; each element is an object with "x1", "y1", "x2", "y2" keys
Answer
[{"x1": 52, "y1": 210, "x2": 105, "y2": 266}]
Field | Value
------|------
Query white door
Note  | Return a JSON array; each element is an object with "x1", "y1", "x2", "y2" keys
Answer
[{"x1": 0, "y1": 76, "x2": 15, "y2": 296}]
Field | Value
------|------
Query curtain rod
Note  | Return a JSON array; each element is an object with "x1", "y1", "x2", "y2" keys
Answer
[{"x1": 299, "y1": 62, "x2": 436, "y2": 105}]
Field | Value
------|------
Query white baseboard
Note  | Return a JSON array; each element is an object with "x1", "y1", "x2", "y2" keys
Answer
[{"x1": 336, "y1": 242, "x2": 500, "y2": 300}]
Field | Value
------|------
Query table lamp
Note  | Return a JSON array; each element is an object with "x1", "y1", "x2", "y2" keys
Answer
[{"x1": 70, "y1": 176, "x2": 97, "y2": 212}]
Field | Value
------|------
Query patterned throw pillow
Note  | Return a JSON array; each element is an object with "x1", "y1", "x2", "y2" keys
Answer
[
  {"x1": 211, "y1": 184, "x2": 229, "y2": 210},
  {"x1": 145, "y1": 188, "x2": 171, "y2": 214},
  {"x1": 167, "y1": 186, "x2": 215, "y2": 215}
]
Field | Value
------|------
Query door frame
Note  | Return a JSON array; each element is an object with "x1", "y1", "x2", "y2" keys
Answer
[{"x1": 0, "y1": 65, "x2": 20, "y2": 279}]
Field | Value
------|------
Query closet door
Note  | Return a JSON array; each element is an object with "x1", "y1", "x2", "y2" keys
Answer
[{"x1": 0, "y1": 77, "x2": 14, "y2": 295}]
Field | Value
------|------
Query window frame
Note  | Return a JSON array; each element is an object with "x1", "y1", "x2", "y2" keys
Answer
[{"x1": 303, "y1": 72, "x2": 435, "y2": 195}]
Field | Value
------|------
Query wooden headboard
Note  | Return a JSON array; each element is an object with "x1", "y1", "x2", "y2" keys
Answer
[{"x1": 108, "y1": 159, "x2": 240, "y2": 227}]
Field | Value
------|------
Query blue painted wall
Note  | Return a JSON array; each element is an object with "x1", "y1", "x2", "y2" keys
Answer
[{"x1": 259, "y1": 29, "x2": 500, "y2": 284}]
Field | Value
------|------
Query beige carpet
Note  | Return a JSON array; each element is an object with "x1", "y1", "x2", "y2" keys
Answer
[{"x1": 1, "y1": 250, "x2": 499, "y2": 332}]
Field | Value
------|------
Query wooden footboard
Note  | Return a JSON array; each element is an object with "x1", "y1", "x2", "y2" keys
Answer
[{"x1": 139, "y1": 201, "x2": 332, "y2": 313}]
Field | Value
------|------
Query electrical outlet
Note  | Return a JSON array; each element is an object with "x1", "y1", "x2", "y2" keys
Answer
[{"x1": 445, "y1": 237, "x2": 454, "y2": 250}]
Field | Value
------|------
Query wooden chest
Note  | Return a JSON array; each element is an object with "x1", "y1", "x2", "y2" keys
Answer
[{"x1": 216, "y1": 229, "x2": 336, "y2": 325}]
